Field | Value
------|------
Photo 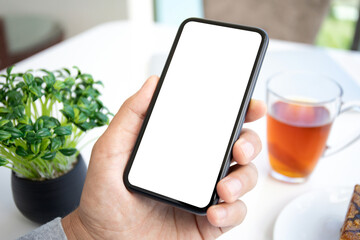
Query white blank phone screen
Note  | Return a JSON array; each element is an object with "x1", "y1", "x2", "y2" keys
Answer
[{"x1": 128, "y1": 21, "x2": 262, "y2": 208}]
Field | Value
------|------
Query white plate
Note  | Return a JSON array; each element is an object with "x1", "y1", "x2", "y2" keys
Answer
[{"x1": 273, "y1": 188, "x2": 353, "y2": 240}]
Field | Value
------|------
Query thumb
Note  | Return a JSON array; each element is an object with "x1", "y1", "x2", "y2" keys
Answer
[{"x1": 92, "y1": 75, "x2": 159, "y2": 162}]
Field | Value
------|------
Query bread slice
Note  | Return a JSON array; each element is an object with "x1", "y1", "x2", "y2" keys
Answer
[{"x1": 340, "y1": 185, "x2": 360, "y2": 240}]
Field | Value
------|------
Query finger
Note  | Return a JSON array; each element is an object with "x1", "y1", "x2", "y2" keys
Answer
[
  {"x1": 245, "y1": 99, "x2": 266, "y2": 123},
  {"x1": 93, "y1": 76, "x2": 159, "y2": 158},
  {"x1": 207, "y1": 200, "x2": 247, "y2": 228},
  {"x1": 232, "y1": 128, "x2": 262, "y2": 165},
  {"x1": 217, "y1": 163, "x2": 258, "y2": 203}
]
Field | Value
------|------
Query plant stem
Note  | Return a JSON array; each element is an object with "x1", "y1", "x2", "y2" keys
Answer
[
  {"x1": 34, "y1": 158, "x2": 53, "y2": 177},
  {"x1": 4, "y1": 165, "x2": 32, "y2": 178},
  {"x1": 0, "y1": 151, "x2": 38, "y2": 178},
  {"x1": 48, "y1": 98, "x2": 56, "y2": 117},
  {"x1": 40, "y1": 97, "x2": 49, "y2": 116},
  {"x1": 0, "y1": 146, "x2": 39, "y2": 178},
  {"x1": 32, "y1": 101, "x2": 38, "y2": 119},
  {"x1": 25, "y1": 98, "x2": 31, "y2": 119}
]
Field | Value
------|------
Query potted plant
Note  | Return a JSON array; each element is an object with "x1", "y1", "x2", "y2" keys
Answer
[{"x1": 0, "y1": 66, "x2": 111, "y2": 223}]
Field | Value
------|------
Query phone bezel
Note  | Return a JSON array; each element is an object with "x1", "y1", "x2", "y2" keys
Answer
[{"x1": 123, "y1": 17, "x2": 269, "y2": 215}]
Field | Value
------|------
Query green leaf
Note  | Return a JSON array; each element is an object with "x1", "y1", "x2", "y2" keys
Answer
[
  {"x1": 34, "y1": 77, "x2": 43, "y2": 85},
  {"x1": 59, "y1": 135, "x2": 65, "y2": 146},
  {"x1": 39, "y1": 69, "x2": 49, "y2": 74},
  {"x1": 4, "y1": 121, "x2": 13, "y2": 127},
  {"x1": 37, "y1": 116, "x2": 49, "y2": 121},
  {"x1": 6, "y1": 91, "x2": 22, "y2": 106},
  {"x1": 54, "y1": 125, "x2": 72, "y2": 136},
  {"x1": 18, "y1": 115, "x2": 31, "y2": 124},
  {"x1": 36, "y1": 128, "x2": 52, "y2": 138},
  {"x1": 80, "y1": 74, "x2": 94, "y2": 86},
  {"x1": 43, "y1": 117, "x2": 60, "y2": 129},
  {"x1": 23, "y1": 73, "x2": 34, "y2": 85},
  {"x1": 84, "y1": 88, "x2": 99, "y2": 98},
  {"x1": 59, "y1": 148, "x2": 77, "y2": 156},
  {"x1": 29, "y1": 85, "x2": 43, "y2": 97},
  {"x1": 78, "y1": 106, "x2": 91, "y2": 116},
  {"x1": 15, "y1": 146, "x2": 28, "y2": 157},
  {"x1": 6, "y1": 66, "x2": 14, "y2": 76},
  {"x1": 75, "y1": 112, "x2": 87, "y2": 124},
  {"x1": 2, "y1": 126, "x2": 23, "y2": 138},
  {"x1": 1, "y1": 139, "x2": 12, "y2": 147},
  {"x1": 62, "y1": 68, "x2": 71, "y2": 76},
  {"x1": 0, "y1": 89, "x2": 6, "y2": 101},
  {"x1": 74, "y1": 107, "x2": 80, "y2": 118},
  {"x1": 15, "y1": 82, "x2": 25, "y2": 89},
  {"x1": 78, "y1": 97, "x2": 90, "y2": 106},
  {"x1": 95, "y1": 80, "x2": 104, "y2": 86},
  {"x1": 0, "y1": 130, "x2": 11, "y2": 141},
  {"x1": 34, "y1": 119, "x2": 44, "y2": 131},
  {"x1": 53, "y1": 91, "x2": 62, "y2": 101},
  {"x1": 73, "y1": 66, "x2": 81, "y2": 77},
  {"x1": 78, "y1": 121, "x2": 96, "y2": 131},
  {"x1": 13, "y1": 105, "x2": 25, "y2": 118},
  {"x1": 64, "y1": 77, "x2": 75, "y2": 86},
  {"x1": 0, "y1": 107, "x2": 10, "y2": 113},
  {"x1": 30, "y1": 140, "x2": 41, "y2": 154},
  {"x1": 41, "y1": 151, "x2": 56, "y2": 161},
  {"x1": 53, "y1": 80, "x2": 65, "y2": 90},
  {"x1": 0, "y1": 119, "x2": 9, "y2": 127},
  {"x1": 43, "y1": 73, "x2": 56, "y2": 87},
  {"x1": 11, "y1": 73, "x2": 23, "y2": 78},
  {"x1": 89, "y1": 102, "x2": 99, "y2": 112},
  {"x1": 41, "y1": 138, "x2": 51, "y2": 151},
  {"x1": 50, "y1": 137, "x2": 62, "y2": 151},
  {"x1": 95, "y1": 112, "x2": 108, "y2": 124},
  {"x1": 17, "y1": 124, "x2": 33, "y2": 133},
  {"x1": 24, "y1": 132, "x2": 36, "y2": 144},
  {"x1": 95, "y1": 99, "x2": 104, "y2": 108},
  {"x1": 80, "y1": 73, "x2": 93, "y2": 79},
  {"x1": 0, "y1": 156, "x2": 7, "y2": 166},
  {"x1": 60, "y1": 104, "x2": 75, "y2": 120}
]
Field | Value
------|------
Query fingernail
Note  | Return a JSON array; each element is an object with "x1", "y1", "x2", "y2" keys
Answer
[
  {"x1": 214, "y1": 206, "x2": 227, "y2": 220},
  {"x1": 223, "y1": 177, "x2": 242, "y2": 198},
  {"x1": 240, "y1": 139, "x2": 254, "y2": 159}
]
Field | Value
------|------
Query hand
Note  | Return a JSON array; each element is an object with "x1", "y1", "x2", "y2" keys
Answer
[{"x1": 62, "y1": 76, "x2": 266, "y2": 239}]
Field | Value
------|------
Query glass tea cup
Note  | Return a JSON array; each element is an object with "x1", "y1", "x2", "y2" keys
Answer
[{"x1": 266, "y1": 72, "x2": 360, "y2": 183}]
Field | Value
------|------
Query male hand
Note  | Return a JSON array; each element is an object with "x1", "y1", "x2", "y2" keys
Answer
[{"x1": 62, "y1": 76, "x2": 266, "y2": 239}]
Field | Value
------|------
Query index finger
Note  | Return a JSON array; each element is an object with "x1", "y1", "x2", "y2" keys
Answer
[{"x1": 245, "y1": 99, "x2": 266, "y2": 123}]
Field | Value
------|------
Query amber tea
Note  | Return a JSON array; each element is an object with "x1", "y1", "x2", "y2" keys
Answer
[
  {"x1": 267, "y1": 101, "x2": 332, "y2": 179},
  {"x1": 265, "y1": 72, "x2": 360, "y2": 183}
]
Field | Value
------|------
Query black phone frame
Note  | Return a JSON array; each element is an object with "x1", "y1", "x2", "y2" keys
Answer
[{"x1": 123, "y1": 17, "x2": 269, "y2": 215}]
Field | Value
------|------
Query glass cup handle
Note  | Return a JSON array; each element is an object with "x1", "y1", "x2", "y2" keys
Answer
[{"x1": 323, "y1": 101, "x2": 360, "y2": 157}]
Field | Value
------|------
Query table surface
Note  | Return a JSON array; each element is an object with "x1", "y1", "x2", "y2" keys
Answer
[{"x1": 1, "y1": 21, "x2": 360, "y2": 239}]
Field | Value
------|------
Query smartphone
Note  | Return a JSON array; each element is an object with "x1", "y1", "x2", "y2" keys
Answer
[{"x1": 124, "y1": 18, "x2": 268, "y2": 215}]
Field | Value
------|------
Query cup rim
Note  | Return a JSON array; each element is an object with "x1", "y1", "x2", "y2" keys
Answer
[{"x1": 266, "y1": 71, "x2": 344, "y2": 106}]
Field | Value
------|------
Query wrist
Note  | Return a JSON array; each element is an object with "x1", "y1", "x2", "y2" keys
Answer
[{"x1": 62, "y1": 209, "x2": 94, "y2": 240}]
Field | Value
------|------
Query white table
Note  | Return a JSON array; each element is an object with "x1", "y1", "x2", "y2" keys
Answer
[{"x1": 1, "y1": 21, "x2": 360, "y2": 239}]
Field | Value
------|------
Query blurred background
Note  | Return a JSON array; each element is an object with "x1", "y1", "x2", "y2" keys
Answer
[{"x1": 0, "y1": 0, "x2": 359, "y2": 70}]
